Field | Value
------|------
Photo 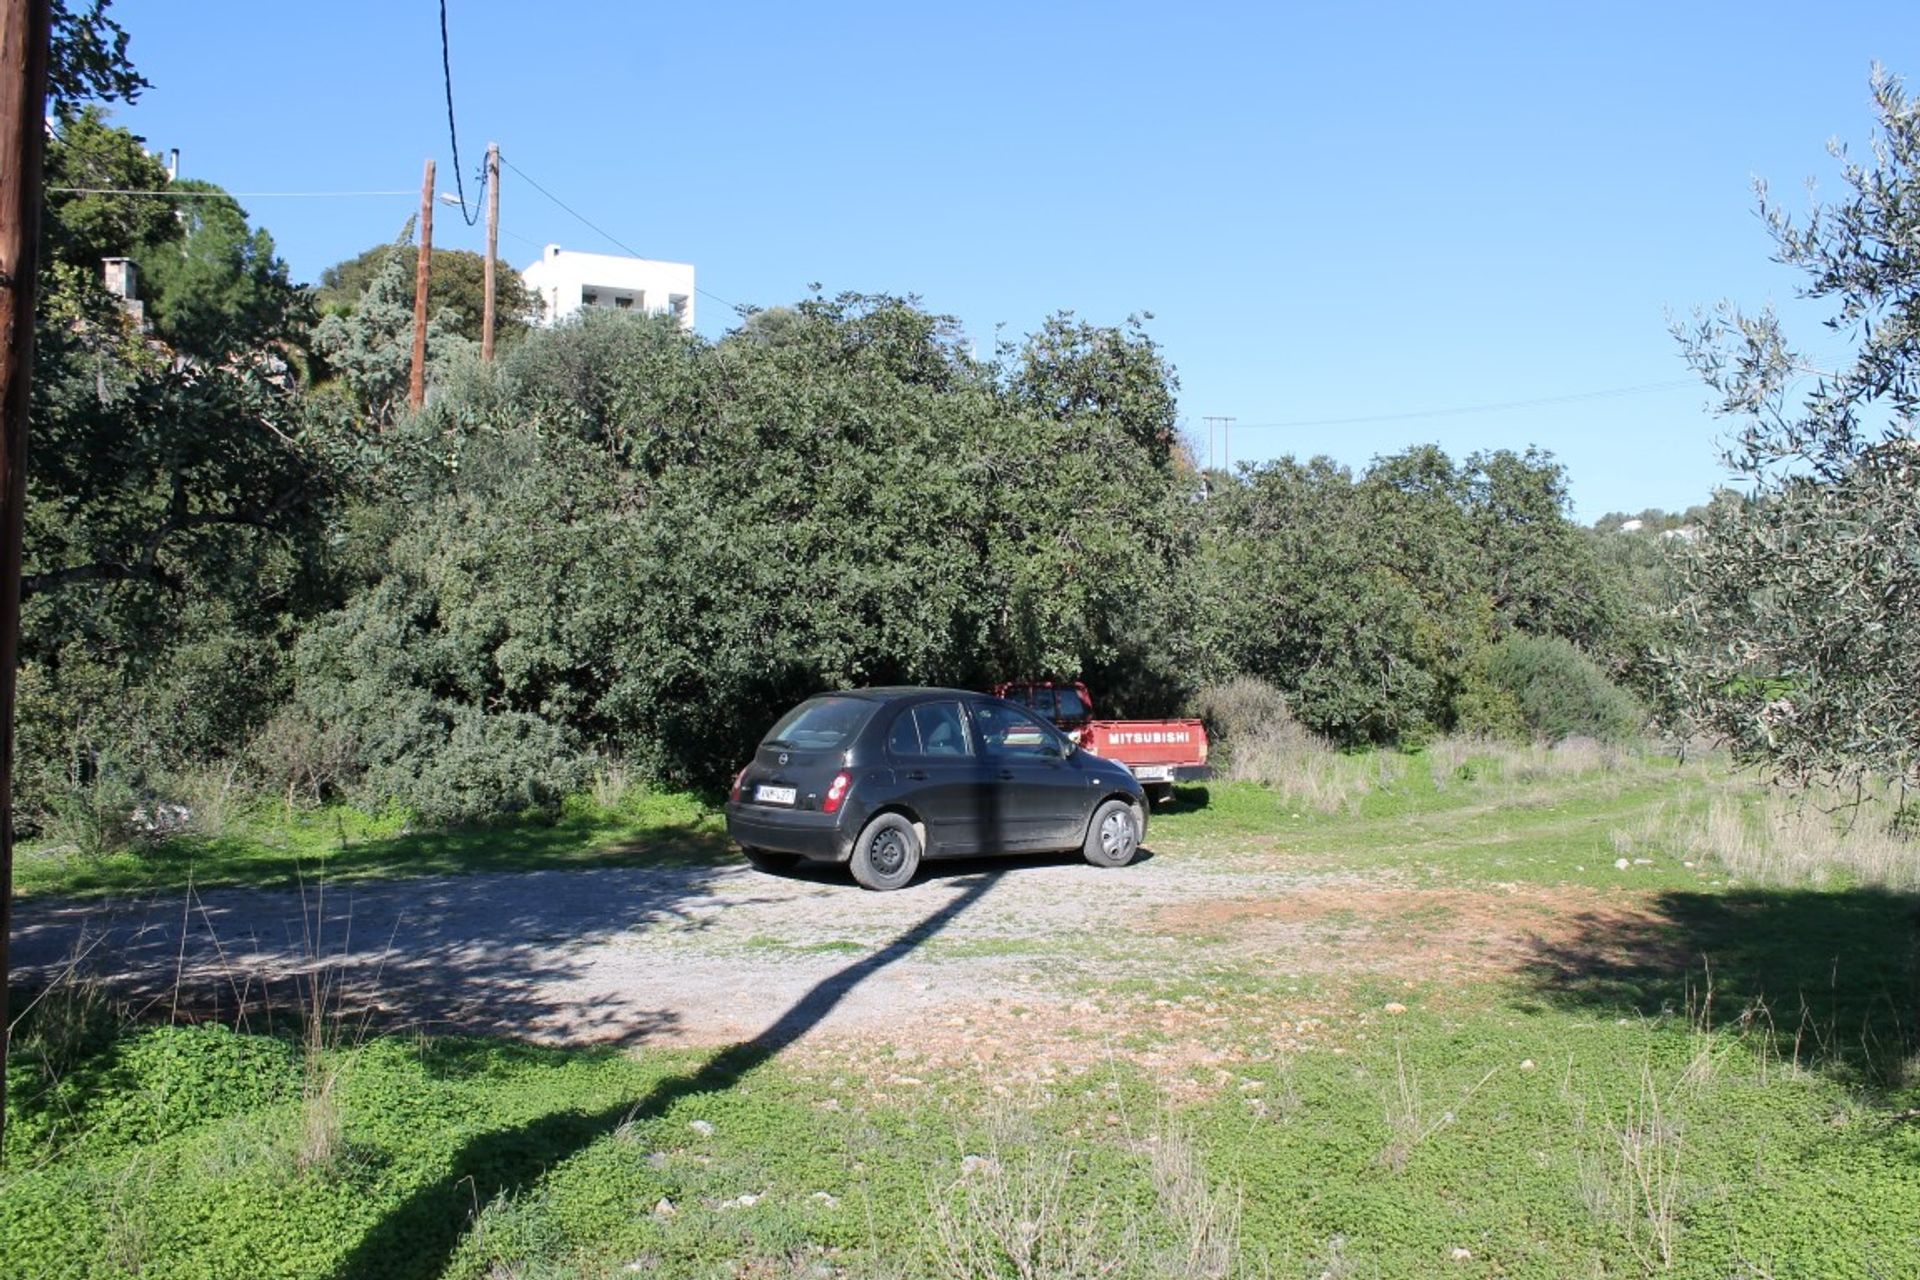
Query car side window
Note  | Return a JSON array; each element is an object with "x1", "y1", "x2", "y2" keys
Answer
[
  {"x1": 974, "y1": 702, "x2": 1061, "y2": 758},
  {"x1": 886, "y1": 710, "x2": 921, "y2": 757},
  {"x1": 911, "y1": 702, "x2": 971, "y2": 757}
]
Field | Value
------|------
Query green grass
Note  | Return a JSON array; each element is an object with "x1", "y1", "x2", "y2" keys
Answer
[
  {"x1": 5, "y1": 748, "x2": 1917, "y2": 1277},
  {"x1": 6, "y1": 983, "x2": 1914, "y2": 1278},
  {"x1": 1151, "y1": 746, "x2": 1727, "y2": 891},
  {"x1": 14, "y1": 787, "x2": 730, "y2": 901}
]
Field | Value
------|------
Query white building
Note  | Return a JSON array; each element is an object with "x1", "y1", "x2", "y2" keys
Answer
[{"x1": 521, "y1": 244, "x2": 695, "y2": 330}]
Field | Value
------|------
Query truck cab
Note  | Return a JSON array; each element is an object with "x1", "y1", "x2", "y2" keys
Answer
[{"x1": 990, "y1": 679, "x2": 1210, "y2": 804}]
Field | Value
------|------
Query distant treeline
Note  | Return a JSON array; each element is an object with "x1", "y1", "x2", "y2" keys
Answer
[{"x1": 16, "y1": 113, "x2": 1697, "y2": 833}]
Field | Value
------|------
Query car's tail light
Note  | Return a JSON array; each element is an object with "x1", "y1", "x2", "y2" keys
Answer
[
  {"x1": 822, "y1": 770, "x2": 852, "y2": 814},
  {"x1": 730, "y1": 768, "x2": 746, "y2": 804}
]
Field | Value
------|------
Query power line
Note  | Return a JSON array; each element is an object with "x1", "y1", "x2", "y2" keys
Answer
[
  {"x1": 48, "y1": 187, "x2": 413, "y2": 198},
  {"x1": 437, "y1": 0, "x2": 481, "y2": 226},
  {"x1": 1228, "y1": 354, "x2": 1861, "y2": 432},
  {"x1": 499, "y1": 152, "x2": 741, "y2": 312},
  {"x1": 1226, "y1": 378, "x2": 1704, "y2": 431}
]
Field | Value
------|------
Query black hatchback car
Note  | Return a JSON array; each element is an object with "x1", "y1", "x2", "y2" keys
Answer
[{"x1": 725, "y1": 687, "x2": 1148, "y2": 890}]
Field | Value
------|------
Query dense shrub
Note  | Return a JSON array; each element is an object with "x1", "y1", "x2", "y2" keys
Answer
[
  {"x1": 299, "y1": 299, "x2": 1202, "y2": 799},
  {"x1": 1481, "y1": 634, "x2": 1644, "y2": 742},
  {"x1": 1191, "y1": 676, "x2": 1293, "y2": 763},
  {"x1": 1200, "y1": 448, "x2": 1622, "y2": 746},
  {"x1": 20, "y1": 147, "x2": 1661, "y2": 828}
]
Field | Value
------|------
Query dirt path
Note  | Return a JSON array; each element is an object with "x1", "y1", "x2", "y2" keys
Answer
[
  {"x1": 8, "y1": 851, "x2": 1295, "y2": 1043},
  {"x1": 10, "y1": 849, "x2": 1645, "y2": 1077}
]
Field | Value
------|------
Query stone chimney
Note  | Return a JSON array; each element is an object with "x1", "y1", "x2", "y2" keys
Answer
[{"x1": 102, "y1": 257, "x2": 146, "y2": 328}]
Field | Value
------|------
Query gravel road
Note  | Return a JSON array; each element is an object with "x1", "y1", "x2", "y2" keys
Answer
[{"x1": 9, "y1": 849, "x2": 1327, "y2": 1051}]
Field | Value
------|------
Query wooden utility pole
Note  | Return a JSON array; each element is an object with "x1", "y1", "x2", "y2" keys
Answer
[
  {"x1": 0, "y1": 0, "x2": 51, "y2": 1157},
  {"x1": 482, "y1": 142, "x2": 499, "y2": 362},
  {"x1": 408, "y1": 158, "x2": 435, "y2": 412}
]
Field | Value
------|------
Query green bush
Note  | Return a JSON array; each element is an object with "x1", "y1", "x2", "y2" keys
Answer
[
  {"x1": 1447, "y1": 654, "x2": 1529, "y2": 740},
  {"x1": 1481, "y1": 634, "x2": 1644, "y2": 742}
]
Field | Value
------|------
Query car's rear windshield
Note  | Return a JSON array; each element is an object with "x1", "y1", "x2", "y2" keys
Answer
[{"x1": 762, "y1": 696, "x2": 875, "y2": 751}]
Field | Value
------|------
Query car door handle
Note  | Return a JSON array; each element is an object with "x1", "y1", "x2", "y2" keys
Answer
[
  {"x1": 904, "y1": 770, "x2": 929, "y2": 781},
  {"x1": 998, "y1": 769, "x2": 1016, "y2": 780}
]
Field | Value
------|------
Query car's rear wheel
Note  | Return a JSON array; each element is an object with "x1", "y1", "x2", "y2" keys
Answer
[
  {"x1": 1083, "y1": 799, "x2": 1142, "y2": 868},
  {"x1": 850, "y1": 813, "x2": 921, "y2": 891},
  {"x1": 742, "y1": 847, "x2": 799, "y2": 874}
]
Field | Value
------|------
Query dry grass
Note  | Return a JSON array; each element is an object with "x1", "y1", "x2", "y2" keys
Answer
[
  {"x1": 1668, "y1": 785, "x2": 1918, "y2": 891},
  {"x1": 928, "y1": 1116, "x2": 1244, "y2": 1280},
  {"x1": 1425, "y1": 734, "x2": 1633, "y2": 789},
  {"x1": 1378, "y1": 1040, "x2": 1496, "y2": 1174},
  {"x1": 1567, "y1": 1057, "x2": 1689, "y2": 1273},
  {"x1": 177, "y1": 761, "x2": 246, "y2": 840},
  {"x1": 285, "y1": 876, "x2": 380, "y2": 1177},
  {"x1": 1196, "y1": 676, "x2": 1394, "y2": 815},
  {"x1": 588, "y1": 756, "x2": 637, "y2": 811},
  {"x1": 1223, "y1": 724, "x2": 1399, "y2": 815},
  {"x1": 930, "y1": 1141, "x2": 1122, "y2": 1280},
  {"x1": 97, "y1": 1156, "x2": 158, "y2": 1275},
  {"x1": 1608, "y1": 1062, "x2": 1686, "y2": 1272},
  {"x1": 1145, "y1": 1125, "x2": 1242, "y2": 1280}
]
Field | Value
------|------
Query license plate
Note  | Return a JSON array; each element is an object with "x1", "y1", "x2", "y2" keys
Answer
[
  {"x1": 1131, "y1": 765, "x2": 1173, "y2": 782},
  {"x1": 754, "y1": 784, "x2": 797, "y2": 805}
]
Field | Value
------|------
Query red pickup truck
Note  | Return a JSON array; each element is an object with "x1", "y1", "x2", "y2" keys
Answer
[{"x1": 991, "y1": 680, "x2": 1210, "y2": 803}]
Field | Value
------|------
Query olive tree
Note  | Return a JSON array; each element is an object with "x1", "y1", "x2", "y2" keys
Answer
[{"x1": 1671, "y1": 65, "x2": 1920, "y2": 791}]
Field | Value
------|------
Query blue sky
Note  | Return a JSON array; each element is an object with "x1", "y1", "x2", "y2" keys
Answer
[{"x1": 112, "y1": 1, "x2": 1914, "y2": 519}]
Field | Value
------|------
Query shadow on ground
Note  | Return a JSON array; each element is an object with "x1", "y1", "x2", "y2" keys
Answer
[
  {"x1": 16, "y1": 813, "x2": 734, "y2": 901},
  {"x1": 769, "y1": 844, "x2": 1155, "y2": 889},
  {"x1": 1522, "y1": 886, "x2": 1920, "y2": 1090},
  {"x1": 326, "y1": 871, "x2": 1003, "y2": 1280},
  {"x1": 7, "y1": 856, "x2": 766, "y2": 1043}
]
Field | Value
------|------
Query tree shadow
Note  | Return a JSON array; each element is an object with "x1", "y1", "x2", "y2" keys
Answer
[
  {"x1": 7, "y1": 858, "x2": 763, "y2": 1043},
  {"x1": 15, "y1": 812, "x2": 738, "y2": 902},
  {"x1": 326, "y1": 870, "x2": 1003, "y2": 1280},
  {"x1": 1520, "y1": 886, "x2": 1920, "y2": 1092}
]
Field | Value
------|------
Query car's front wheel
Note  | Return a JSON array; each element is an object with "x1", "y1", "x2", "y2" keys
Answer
[
  {"x1": 1083, "y1": 799, "x2": 1142, "y2": 868},
  {"x1": 850, "y1": 813, "x2": 922, "y2": 891}
]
